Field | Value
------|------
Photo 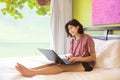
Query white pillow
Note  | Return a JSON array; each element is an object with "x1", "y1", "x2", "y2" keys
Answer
[{"x1": 93, "y1": 39, "x2": 120, "y2": 69}]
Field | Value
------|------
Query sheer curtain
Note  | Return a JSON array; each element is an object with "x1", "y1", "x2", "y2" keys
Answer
[{"x1": 50, "y1": 0, "x2": 72, "y2": 54}]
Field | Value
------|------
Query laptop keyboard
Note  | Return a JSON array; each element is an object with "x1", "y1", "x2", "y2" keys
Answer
[{"x1": 62, "y1": 58, "x2": 71, "y2": 64}]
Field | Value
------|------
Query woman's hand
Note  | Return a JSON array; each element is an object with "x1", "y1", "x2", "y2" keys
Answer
[
  {"x1": 68, "y1": 56, "x2": 80, "y2": 63},
  {"x1": 65, "y1": 55, "x2": 73, "y2": 59},
  {"x1": 65, "y1": 54, "x2": 81, "y2": 63}
]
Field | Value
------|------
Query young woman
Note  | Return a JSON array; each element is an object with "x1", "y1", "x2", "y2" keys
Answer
[{"x1": 15, "y1": 19, "x2": 96, "y2": 77}]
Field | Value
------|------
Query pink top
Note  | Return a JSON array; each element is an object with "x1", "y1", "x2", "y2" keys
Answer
[{"x1": 69, "y1": 34, "x2": 96, "y2": 67}]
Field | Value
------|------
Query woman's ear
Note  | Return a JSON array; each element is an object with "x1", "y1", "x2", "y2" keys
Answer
[{"x1": 76, "y1": 26, "x2": 80, "y2": 30}]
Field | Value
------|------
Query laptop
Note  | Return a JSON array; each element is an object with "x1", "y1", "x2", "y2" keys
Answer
[{"x1": 38, "y1": 48, "x2": 72, "y2": 64}]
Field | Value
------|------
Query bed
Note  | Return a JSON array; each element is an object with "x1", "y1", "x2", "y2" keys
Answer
[{"x1": 0, "y1": 26, "x2": 120, "y2": 80}]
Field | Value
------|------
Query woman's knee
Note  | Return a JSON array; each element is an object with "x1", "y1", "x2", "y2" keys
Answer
[{"x1": 57, "y1": 63, "x2": 85, "y2": 72}]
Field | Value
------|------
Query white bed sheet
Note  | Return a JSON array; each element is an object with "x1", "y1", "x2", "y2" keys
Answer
[{"x1": 0, "y1": 57, "x2": 120, "y2": 80}]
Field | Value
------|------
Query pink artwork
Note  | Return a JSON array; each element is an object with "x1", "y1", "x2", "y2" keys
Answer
[{"x1": 92, "y1": 0, "x2": 120, "y2": 25}]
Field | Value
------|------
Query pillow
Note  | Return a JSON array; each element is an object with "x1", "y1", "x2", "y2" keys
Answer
[{"x1": 93, "y1": 39, "x2": 120, "y2": 69}]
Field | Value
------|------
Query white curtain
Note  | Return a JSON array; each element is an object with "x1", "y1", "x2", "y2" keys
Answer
[{"x1": 50, "y1": 0, "x2": 72, "y2": 54}]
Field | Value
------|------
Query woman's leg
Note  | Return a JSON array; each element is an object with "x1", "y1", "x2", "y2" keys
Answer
[
  {"x1": 59, "y1": 63, "x2": 85, "y2": 72},
  {"x1": 31, "y1": 63, "x2": 57, "y2": 70},
  {"x1": 15, "y1": 63, "x2": 64, "y2": 77},
  {"x1": 15, "y1": 63, "x2": 84, "y2": 77}
]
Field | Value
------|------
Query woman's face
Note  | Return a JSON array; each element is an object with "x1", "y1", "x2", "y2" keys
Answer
[{"x1": 68, "y1": 25, "x2": 79, "y2": 36}]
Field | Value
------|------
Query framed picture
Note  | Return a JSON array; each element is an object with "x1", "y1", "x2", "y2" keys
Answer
[{"x1": 92, "y1": 0, "x2": 120, "y2": 25}]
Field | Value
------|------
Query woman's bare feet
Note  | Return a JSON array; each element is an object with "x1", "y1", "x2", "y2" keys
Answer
[{"x1": 15, "y1": 63, "x2": 36, "y2": 77}]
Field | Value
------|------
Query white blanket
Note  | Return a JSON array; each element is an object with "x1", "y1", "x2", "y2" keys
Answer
[{"x1": 0, "y1": 57, "x2": 120, "y2": 80}]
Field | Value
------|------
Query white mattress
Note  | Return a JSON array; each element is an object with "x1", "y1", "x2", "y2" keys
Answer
[{"x1": 0, "y1": 57, "x2": 120, "y2": 80}]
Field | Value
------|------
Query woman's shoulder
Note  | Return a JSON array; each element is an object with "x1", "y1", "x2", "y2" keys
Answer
[
  {"x1": 82, "y1": 33, "x2": 92, "y2": 39},
  {"x1": 70, "y1": 34, "x2": 93, "y2": 41}
]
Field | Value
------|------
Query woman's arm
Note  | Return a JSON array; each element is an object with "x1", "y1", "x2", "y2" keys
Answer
[
  {"x1": 68, "y1": 52, "x2": 96, "y2": 63},
  {"x1": 78, "y1": 52, "x2": 96, "y2": 62}
]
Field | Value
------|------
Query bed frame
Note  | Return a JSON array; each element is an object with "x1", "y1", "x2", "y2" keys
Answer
[{"x1": 84, "y1": 26, "x2": 120, "y2": 40}]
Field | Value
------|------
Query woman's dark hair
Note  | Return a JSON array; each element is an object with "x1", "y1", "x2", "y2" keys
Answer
[{"x1": 65, "y1": 19, "x2": 84, "y2": 37}]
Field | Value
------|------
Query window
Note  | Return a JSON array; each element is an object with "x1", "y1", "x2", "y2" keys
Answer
[{"x1": 0, "y1": 4, "x2": 51, "y2": 57}]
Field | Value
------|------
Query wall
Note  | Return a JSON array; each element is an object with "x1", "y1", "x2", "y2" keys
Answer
[{"x1": 73, "y1": 0, "x2": 120, "y2": 27}]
